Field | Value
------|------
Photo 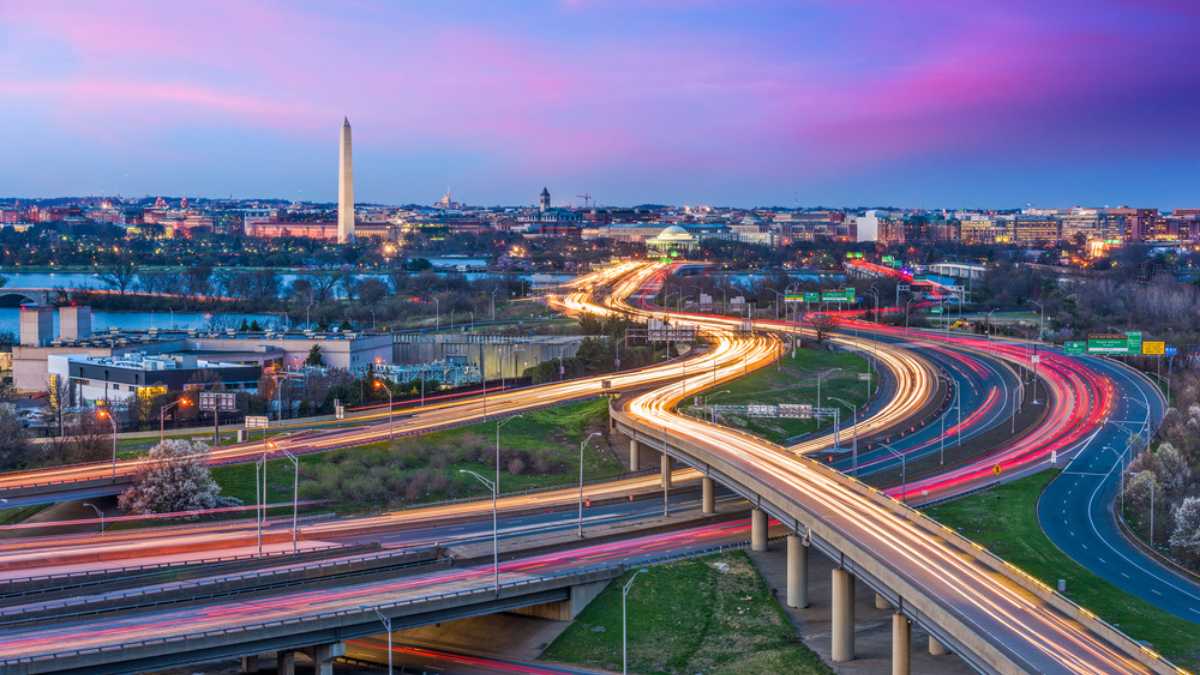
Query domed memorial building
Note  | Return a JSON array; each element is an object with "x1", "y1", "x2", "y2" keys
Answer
[{"x1": 646, "y1": 225, "x2": 698, "y2": 255}]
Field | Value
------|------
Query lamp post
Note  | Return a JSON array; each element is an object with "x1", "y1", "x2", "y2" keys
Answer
[
  {"x1": 578, "y1": 432, "x2": 602, "y2": 538},
  {"x1": 373, "y1": 379, "x2": 394, "y2": 439},
  {"x1": 707, "y1": 390, "x2": 731, "y2": 423},
  {"x1": 433, "y1": 296, "x2": 440, "y2": 331},
  {"x1": 373, "y1": 608, "x2": 393, "y2": 675},
  {"x1": 283, "y1": 450, "x2": 300, "y2": 553},
  {"x1": 986, "y1": 308, "x2": 997, "y2": 340},
  {"x1": 622, "y1": 568, "x2": 650, "y2": 675},
  {"x1": 867, "y1": 286, "x2": 880, "y2": 323},
  {"x1": 159, "y1": 397, "x2": 190, "y2": 444},
  {"x1": 904, "y1": 297, "x2": 916, "y2": 333},
  {"x1": 254, "y1": 454, "x2": 263, "y2": 555},
  {"x1": 96, "y1": 409, "x2": 118, "y2": 479},
  {"x1": 828, "y1": 396, "x2": 858, "y2": 475},
  {"x1": 876, "y1": 441, "x2": 908, "y2": 503},
  {"x1": 82, "y1": 502, "x2": 104, "y2": 535},
  {"x1": 459, "y1": 469, "x2": 499, "y2": 593}
]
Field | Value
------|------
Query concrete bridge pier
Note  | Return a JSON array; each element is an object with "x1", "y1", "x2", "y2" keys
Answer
[
  {"x1": 302, "y1": 642, "x2": 344, "y2": 675},
  {"x1": 750, "y1": 507, "x2": 767, "y2": 552},
  {"x1": 276, "y1": 650, "x2": 296, "y2": 675},
  {"x1": 831, "y1": 567, "x2": 856, "y2": 662},
  {"x1": 239, "y1": 655, "x2": 259, "y2": 673},
  {"x1": 785, "y1": 533, "x2": 808, "y2": 608},
  {"x1": 929, "y1": 635, "x2": 949, "y2": 656},
  {"x1": 892, "y1": 612, "x2": 911, "y2": 675},
  {"x1": 628, "y1": 439, "x2": 657, "y2": 472},
  {"x1": 701, "y1": 476, "x2": 715, "y2": 514},
  {"x1": 660, "y1": 453, "x2": 672, "y2": 489}
]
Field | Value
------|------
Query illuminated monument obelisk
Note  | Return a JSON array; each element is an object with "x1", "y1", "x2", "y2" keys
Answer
[{"x1": 337, "y1": 117, "x2": 355, "y2": 243}]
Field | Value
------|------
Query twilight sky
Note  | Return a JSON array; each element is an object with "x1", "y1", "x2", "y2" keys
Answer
[{"x1": 2, "y1": 0, "x2": 1198, "y2": 208}]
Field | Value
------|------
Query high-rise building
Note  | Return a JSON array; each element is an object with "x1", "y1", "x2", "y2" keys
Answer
[{"x1": 338, "y1": 117, "x2": 355, "y2": 244}]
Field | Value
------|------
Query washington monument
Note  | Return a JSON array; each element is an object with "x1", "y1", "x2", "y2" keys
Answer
[{"x1": 338, "y1": 117, "x2": 355, "y2": 243}]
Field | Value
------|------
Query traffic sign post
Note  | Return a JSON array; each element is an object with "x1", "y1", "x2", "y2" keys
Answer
[{"x1": 199, "y1": 391, "x2": 237, "y2": 445}]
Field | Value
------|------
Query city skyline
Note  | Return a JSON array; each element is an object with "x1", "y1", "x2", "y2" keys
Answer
[{"x1": 3, "y1": 1, "x2": 1199, "y2": 207}]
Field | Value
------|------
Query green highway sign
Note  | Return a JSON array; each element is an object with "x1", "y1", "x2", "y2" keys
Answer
[
  {"x1": 1063, "y1": 341, "x2": 1086, "y2": 355},
  {"x1": 784, "y1": 293, "x2": 804, "y2": 303},
  {"x1": 821, "y1": 288, "x2": 857, "y2": 303},
  {"x1": 1126, "y1": 331, "x2": 1142, "y2": 354},
  {"x1": 882, "y1": 255, "x2": 895, "y2": 264},
  {"x1": 1086, "y1": 331, "x2": 1144, "y2": 355},
  {"x1": 930, "y1": 306, "x2": 944, "y2": 315},
  {"x1": 803, "y1": 291, "x2": 821, "y2": 303}
]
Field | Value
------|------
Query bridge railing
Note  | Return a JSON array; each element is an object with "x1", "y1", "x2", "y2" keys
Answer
[
  {"x1": 0, "y1": 563, "x2": 623, "y2": 668},
  {"x1": 612, "y1": 407, "x2": 1185, "y2": 675}
]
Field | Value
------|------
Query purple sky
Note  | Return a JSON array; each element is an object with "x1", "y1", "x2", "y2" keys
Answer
[{"x1": 3, "y1": 0, "x2": 1198, "y2": 208}]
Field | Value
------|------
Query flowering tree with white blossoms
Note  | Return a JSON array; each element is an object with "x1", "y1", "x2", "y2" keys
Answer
[{"x1": 118, "y1": 439, "x2": 222, "y2": 514}]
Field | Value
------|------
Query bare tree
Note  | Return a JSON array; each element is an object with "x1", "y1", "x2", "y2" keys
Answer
[{"x1": 99, "y1": 256, "x2": 138, "y2": 295}]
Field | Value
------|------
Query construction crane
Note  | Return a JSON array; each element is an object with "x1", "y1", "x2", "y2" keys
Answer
[{"x1": 576, "y1": 193, "x2": 593, "y2": 208}]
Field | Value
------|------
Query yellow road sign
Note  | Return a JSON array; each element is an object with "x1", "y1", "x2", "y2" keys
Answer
[
  {"x1": 992, "y1": 464, "x2": 1002, "y2": 476},
  {"x1": 1142, "y1": 340, "x2": 1165, "y2": 356}
]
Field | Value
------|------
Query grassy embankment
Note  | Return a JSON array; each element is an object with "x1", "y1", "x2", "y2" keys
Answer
[
  {"x1": 683, "y1": 346, "x2": 875, "y2": 444},
  {"x1": 211, "y1": 398, "x2": 620, "y2": 514},
  {"x1": 541, "y1": 551, "x2": 831, "y2": 675},
  {"x1": 925, "y1": 471, "x2": 1200, "y2": 671}
]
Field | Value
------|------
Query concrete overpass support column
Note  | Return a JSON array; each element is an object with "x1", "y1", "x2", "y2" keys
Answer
[
  {"x1": 875, "y1": 592, "x2": 890, "y2": 610},
  {"x1": 892, "y1": 613, "x2": 911, "y2": 675},
  {"x1": 311, "y1": 642, "x2": 345, "y2": 675},
  {"x1": 751, "y1": 508, "x2": 767, "y2": 552},
  {"x1": 240, "y1": 655, "x2": 259, "y2": 673},
  {"x1": 660, "y1": 453, "x2": 672, "y2": 489},
  {"x1": 831, "y1": 568, "x2": 856, "y2": 662},
  {"x1": 785, "y1": 534, "x2": 808, "y2": 608},
  {"x1": 701, "y1": 476, "x2": 715, "y2": 514},
  {"x1": 629, "y1": 439, "x2": 642, "y2": 472},
  {"x1": 928, "y1": 636, "x2": 948, "y2": 656},
  {"x1": 276, "y1": 651, "x2": 296, "y2": 675}
]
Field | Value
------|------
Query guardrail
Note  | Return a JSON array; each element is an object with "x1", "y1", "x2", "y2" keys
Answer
[
  {"x1": 0, "y1": 542, "x2": 364, "y2": 592},
  {"x1": 0, "y1": 563, "x2": 624, "y2": 669},
  {"x1": 612, "y1": 406, "x2": 1185, "y2": 675},
  {"x1": 0, "y1": 546, "x2": 443, "y2": 623}
]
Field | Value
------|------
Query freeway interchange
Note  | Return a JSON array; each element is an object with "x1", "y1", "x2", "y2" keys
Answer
[{"x1": 0, "y1": 260, "x2": 1191, "y2": 674}]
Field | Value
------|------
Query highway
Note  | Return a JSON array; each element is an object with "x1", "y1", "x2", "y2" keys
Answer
[
  {"x1": 0, "y1": 260, "x2": 1181, "y2": 674},
  {"x1": 0, "y1": 518, "x2": 756, "y2": 664},
  {"x1": 1038, "y1": 352, "x2": 1200, "y2": 622},
  {"x1": 596, "y1": 262, "x2": 1175, "y2": 673}
]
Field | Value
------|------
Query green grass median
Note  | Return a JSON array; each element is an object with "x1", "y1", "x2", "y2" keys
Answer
[
  {"x1": 925, "y1": 471, "x2": 1200, "y2": 670},
  {"x1": 684, "y1": 346, "x2": 875, "y2": 444},
  {"x1": 211, "y1": 398, "x2": 621, "y2": 513},
  {"x1": 541, "y1": 551, "x2": 831, "y2": 674}
]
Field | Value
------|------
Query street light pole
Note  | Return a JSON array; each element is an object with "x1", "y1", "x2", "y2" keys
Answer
[
  {"x1": 460, "y1": 469, "x2": 499, "y2": 593},
  {"x1": 578, "y1": 432, "x2": 602, "y2": 538},
  {"x1": 829, "y1": 396, "x2": 857, "y2": 476},
  {"x1": 622, "y1": 568, "x2": 649, "y2": 675},
  {"x1": 97, "y1": 409, "x2": 118, "y2": 479},
  {"x1": 82, "y1": 502, "x2": 104, "y2": 535},
  {"x1": 374, "y1": 608, "x2": 394, "y2": 675},
  {"x1": 877, "y1": 442, "x2": 907, "y2": 503},
  {"x1": 283, "y1": 450, "x2": 299, "y2": 553},
  {"x1": 158, "y1": 398, "x2": 189, "y2": 444},
  {"x1": 254, "y1": 454, "x2": 263, "y2": 555},
  {"x1": 374, "y1": 380, "x2": 394, "y2": 439}
]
